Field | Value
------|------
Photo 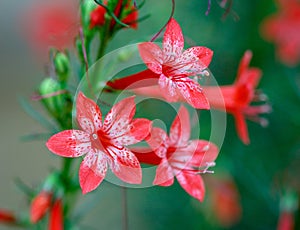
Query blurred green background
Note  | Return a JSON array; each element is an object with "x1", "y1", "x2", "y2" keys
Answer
[{"x1": 0, "y1": 0, "x2": 300, "y2": 229}]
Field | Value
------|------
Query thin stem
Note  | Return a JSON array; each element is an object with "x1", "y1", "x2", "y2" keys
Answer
[
  {"x1": 150, "y1": 0, "x2": 175, "y2": 42},
  {"x1": 61, "y1": 158, "x2": 73, "y2": 181},
  {"x1": 121, "y1": 186, "x2": 128, "y2": 230}
]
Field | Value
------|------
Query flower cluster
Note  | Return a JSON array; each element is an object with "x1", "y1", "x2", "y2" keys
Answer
[{"x1": 1, "y1": 0, "x2": 277, "y2": 228}]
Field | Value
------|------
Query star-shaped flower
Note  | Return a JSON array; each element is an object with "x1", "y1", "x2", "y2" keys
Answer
[
  {"x1": 46, "y1": 92, "x2": 152, "y2": 194},
  {"x1": 138, "y1": 18, "x2": 213, "y2": 109},
  {"x1": 134, "y1": 106, "x2": 218, "y2": 202}
]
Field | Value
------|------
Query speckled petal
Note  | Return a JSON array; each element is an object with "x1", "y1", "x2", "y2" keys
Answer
[
  {"x1": 176, "y1": 78, "x2": 210, "y2": 109},
  {"x1": 153, "y1": 158, "x2": 174, "y2": 186},
  {"x1": 106, "y1": 146, "x2": 142, "y2": 184},
  {"x1": 176, "y1": 171, "x2": 205, "y2": 202},
  {"x1": 79, "y1": 150, "x2": 107, "y2": 194},
  {"x1": 76, "y1": 92, "x2": 102, "y2": 134},
  {"x1": 163, "y1": 18, "x2": 184, "y2": 58},
  {"x1": 138, "y1": 42, "x2": 163, "y2": 74},
  {"x1": 103, "y1": 96, "x2": 136, "y2": 138},
  {"x1": 158, "y1": 74, "x2": 180, "y2": 102},
  {"x1": 46, "y1": 130, "x2": 91, "y2": 157}
]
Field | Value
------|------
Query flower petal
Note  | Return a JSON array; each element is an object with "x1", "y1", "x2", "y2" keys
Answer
[
  {"x1": 107, "y1": 146, "x2": 142, "y2": 184},
  {"x1": 176, "y1": 171, "x2": 205, "y2": 202},
  {"x1": 76, "y1": 92, "x2": 102, "y2": 134},
  {"x1": 79, "y1": 151, "x2": 107, "y2": 194},
  {"x1": 146, "y1": 127, "x2": 169, "y2": 158},
  {"x1": 176, "y1": 78, "x2": 210, "y2": 109},
  {"x1": 163, "y1": 18, "x2": 184, "y2": 58},
  {"x1": 236, "y1": 50, "x2": 252, "y2": 83},
  {"x1": 185, "y1": 140, "x2": 219, "y2": 167},
  {"x1": 159, "y1": 74, "x2": 180, "y2": 102},
  {"x1": 153, "y1": 159, "x2": 174, "y2": 186},
  {"x1": 169, "y1": 105, "x2": 190, "y2": 147},
  {"x1": 46, "y1": 130, "x2": 91, "y2": 157},
  {"x1": 103, "y1": 96, "x2": 136, "y2": 138},
  {"x1": 49, "y1": 199, "x2": 63, "y2": 230},
  {"x1": 178, "y1": 46, "x2": 213, "y2": 75},
  {"x1": 138, "y1": 42, "x2": 163, "y2": 74},
  {"x1": 112, "y1": 118, "x2": 152, "y2": 146},
  {"x1": 233, "y1": 112, "x2": 250, "y2": 145}
]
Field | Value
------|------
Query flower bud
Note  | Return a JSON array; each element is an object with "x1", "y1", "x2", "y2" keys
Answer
[
  {"x1": 0, "y1": 209, "x2": 16, "y2": 224},
  {"x1": 39, "y1": 78, "x2": 64, "y2": 115},
  {"x1": 30, "y1": 191, "x2": 52, "y2": 223},
  {"x1": 54, "y1": 52, "x2": 70, "y2": 83},
  {"x1": 49, "y1": 199, "x2": 63, "y2": 230},
  {"x1": 90, "y1": 5, "x2": 106, "y2": 28}
]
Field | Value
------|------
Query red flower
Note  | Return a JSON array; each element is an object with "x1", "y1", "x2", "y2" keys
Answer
[
  {"x1": 90, "y1": 5, "x2": 106, "y2": 28},
  {"x1": 277, "y1": 211, "x2": 294, "y2": 230},
  {"x1": 122, "y1": 5, "x2": 138, "y2": 29},
  {"x1": 49, "y1": 199, "x2": 63, "y2": 230},
  {"x1": 46, "y1": 92, "x2": 151, "y2": 194},
  {"x1": 0, "y1": 209, "x2": 16, "y2": 224},
  {"x1": 90, "y1": 1, "x2": 138, "y2": 29},
  {"x1": 204, "y1": 50, "x2": 271, "y2": 144},
  {"x1": 135, "y1": 106, "x2": 218, "y2": 202},
  {"x1": 138, "y1": 18, "x2": 212, "y2": 109},
  {"x1": 30, "y1": 191, "x2": 52, "y2": 223},
  {"x1": 261, "y1": 0, "x2": 300, "y2": 66},
  {"x1": 25, "y1": 0, "x2": 79, "y2": 51},
  {"x1": 209, "y1": 177, "x2": 242, "y2": 227}
]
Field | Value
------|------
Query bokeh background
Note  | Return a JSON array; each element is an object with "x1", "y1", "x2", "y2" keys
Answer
[{"x1": 0, "y1": 0, "x2": 300, "y2": 229}]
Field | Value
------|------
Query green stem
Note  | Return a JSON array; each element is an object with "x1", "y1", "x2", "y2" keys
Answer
[
  {"x1": 121, "y1": 186, "x2": 128, "y2": 230},
  {"x1": 61, "y1": 158, "x2": 73, "y2": 181}
]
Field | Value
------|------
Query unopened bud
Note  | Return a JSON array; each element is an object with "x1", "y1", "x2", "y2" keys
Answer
[{"x1": 54, "y1": 52, "x2": 70, "y2": 83}]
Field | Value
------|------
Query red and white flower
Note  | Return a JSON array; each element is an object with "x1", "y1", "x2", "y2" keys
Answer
[
  {"x1": 46, "y1": 92, "x2": 152, "y2": 194},
  {"x1": 134, "y1": 106, "x2": 219, "y2": 202}
]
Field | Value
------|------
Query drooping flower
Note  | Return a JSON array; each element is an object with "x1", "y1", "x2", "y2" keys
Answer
[
  {"x1": 0, "y1": 209, "x2": 16, "y2": 225},
  {"x1": 203, "y1": 50, "x2": 271, "y2": 144},
  {"x1": 261, "y1": 0, "x2": 300, "y2": 66},
  {"x1": 30, "y1": 191, "x2": 52, "y2": 223},
  {"x1": 277, "y1": 211, "x2": 294, "y2": 230},
  {"x1": 134, "y1": 106, "x2": 219, "y2": 202},
  {"x1": 208, "y1": 177, "x2": 242, "y2": 227},
  {"x1": 107, "y1": 18, "x2": 213, "y2": 109},
  {"x1": 46, "y1": 92, "x2": 151, "y2": 194},
  {"x1": 49, "y1": 199, "x2": 63, "y2": 230},
  {"x1": 24, "y1": 0, "x2": 79, "y2": 52}
]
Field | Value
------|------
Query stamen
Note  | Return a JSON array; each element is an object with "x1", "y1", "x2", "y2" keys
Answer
[
  {"x1": 92, "y1": 134, "x2": 98, "y2": 139},
  {"x1": 203, "y1": 144, "x2": 210, "y2": 151},
  {"x1": 254, "y1": 91, "x2": 268, "y2": 102}
]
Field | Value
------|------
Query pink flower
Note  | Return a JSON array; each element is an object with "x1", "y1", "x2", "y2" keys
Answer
[
  {"x1": 261, "y1": 0, "x2": 300, "y2": 66},
  {"x1": 30, "y1": 191, "x2": 52, "y2": 223},
  {"x1": 209, "y1": 177, "x2": 242, "y2": 227},
  {"x1": 24, "y1": 0, "x2": 79, "y2": 52},
  {"x1": 135, "y1": 106, "x2": 218, "y2": 202},
  {"x1": 138, "y1": 18, "x2": 212, "y2": 109},
  {"x1": 46, "y1": 92, "x2": 152, "y2": 194},
  {"x1": 204, "y1": 50, "x2": 271, "y2": 144},
  {"x1": 49, "y1": 199, "x2": 63, "y2": 230}
]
